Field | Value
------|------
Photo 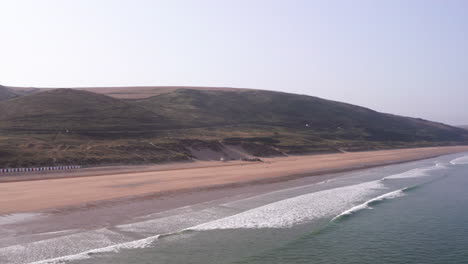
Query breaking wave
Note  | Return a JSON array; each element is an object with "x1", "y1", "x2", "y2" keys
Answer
[
  {"x1": 189, "y1": 181, "x2": 385, "y2": 230},
  {"x1": 331, "y1": 188, "x2": 407, "y2": 221},
  {"x1": 20, "y1": 182, "x2": 408, "y2": 263},
  {"x1": 450, "y1": 155, "x2": 468, "y2": 165},
  {"x1": 8, "y1": 161, "x2": 453, "y2": 264},
  {"x1": 382, "y1": 163, "x2": 446, "y2": 180}
]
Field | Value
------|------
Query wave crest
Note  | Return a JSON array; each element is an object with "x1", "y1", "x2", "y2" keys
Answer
[
  {"x1": 450, "y1": 155, "x2": 468, "y2": 165},
  {"x1": 331, "y1": 188, "x2": 407, "y2": 221},
  {"x1": 188, "y1": 181, "x2": 385, "y2": 230}
]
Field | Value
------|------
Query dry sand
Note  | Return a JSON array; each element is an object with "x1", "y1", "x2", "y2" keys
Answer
[{"x1": 1, "y1": 146, "x2": 468, "y2": 215}]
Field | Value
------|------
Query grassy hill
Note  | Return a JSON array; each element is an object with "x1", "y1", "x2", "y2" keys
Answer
[
  {"x1": 0, "y1": 86, "x2": 466, "y2": 167},
  {"x1": 0, "y1": 89, "x2": 169, "y2": 133},
  {"x1": 77, "y1": 86, "x2": 252, "y2": 99},
  {"x1": 135, "y1": 89, "x2": 465, "y2": 142}
]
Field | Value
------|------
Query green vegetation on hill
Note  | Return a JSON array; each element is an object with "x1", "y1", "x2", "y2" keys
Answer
[
  {"x1": 135, "y1": 89, "x2": 465, "y2": 142},
  {"x1": 0, "y1": 86, "x2": 466, "y2": 167},
  {"x1": 0, "y1": 89, "x2": 170, "y2": 132}
]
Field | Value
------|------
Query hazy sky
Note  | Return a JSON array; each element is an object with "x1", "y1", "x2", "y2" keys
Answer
[{"x1": 0, "y1": 0, "x2": 467, "y2": 125}]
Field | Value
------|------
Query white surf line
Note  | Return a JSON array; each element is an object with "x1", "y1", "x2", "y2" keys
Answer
[
  {"x1": 331, "y1": 187, "x2": 407, "y2": 221},
  {"x1": 21, "y1": 205, "x2": 238, "y2": 263},
  {"x1": 382, "y1": 163, "x2": 446, "y2": 180},
  {"x1": 19, "y1": 163, "x2": 445, "y2": 264},
  {"x1": 0, "y1": 213, "x2": 45, "y2": 226},
  {"x1": 28, "y1": 221, "x2": 218, "y2": 264},
  {"x1": 188, "y1": 181, "x2": 385, "y2": 230},
  {"x1": 28, "y1": 235, "x2": 161, "y2": 264},
  {"x1": 21, "y1": 177, "x2": 410, "y2": 263},
  {"x1": 449, "y1": 155, "x2": 468, "y2": 165},
  {"x1": 221, "y1": 178, "x2": 335, "y2": 208},
  {"x1": 0, "y1": 229, "x2": 80, "y2": 244},
  {"x1": 31, "y1": 229, "x2": 80, "y2": 236},
  {"x1": 2, "y1": 180, "x2": 334, "y2": 264},
  {"x1": 220, "y1": 169, "x2": 384, "y2": 209},
  {"x1": 18, "y1": 181, "x2": 382, "y2": 263},
  {"x1": 116, "y1": 205, "x2": 239, "y2": 235},
  {"x1": 0, "y1": 228, "x2": 127, "y2": 264}
]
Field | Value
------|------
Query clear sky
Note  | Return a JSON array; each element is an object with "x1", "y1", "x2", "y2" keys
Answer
[{"x1": 0, "y1": 0, "x2": 467, "y2": 125}]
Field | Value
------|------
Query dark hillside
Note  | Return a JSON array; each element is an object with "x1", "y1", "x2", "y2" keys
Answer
[
  {"x1": 0, "y1": 86, "x2": 19, "y2": 102},
  {"x1": 0, "y1": 89, "x2": 169, "y2": 133},
  {"x1": 135, "y1": 89, "x2": 468, "y2": 142},
  {"x1": 0, "y1": 86, "x2": 466, "y2": 167}
]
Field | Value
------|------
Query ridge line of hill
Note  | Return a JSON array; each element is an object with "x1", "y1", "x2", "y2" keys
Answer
[{"x1": 0, "y1": 85, "x2": 466, "y2": 167}]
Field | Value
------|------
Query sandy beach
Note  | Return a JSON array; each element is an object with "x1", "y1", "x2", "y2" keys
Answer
[{"x1": 1, "y1": 146, "x2": 468, "y2": 215}]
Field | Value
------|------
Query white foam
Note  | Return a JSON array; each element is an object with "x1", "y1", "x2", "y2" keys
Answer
[
  {"x1": 117, "y1": 206, "x2": 238, "y2": 235},
  {"x1": 450, "y1": 155, "x2": 468, "y2": 165},
  {"x1": 189, "y1": 181, "x2": 385, "y2": 230},
  {"x1": 32, "y1": 229, "x2": 79, "y2": 236},
  {"x1": 28, "y1": 235, "x2": 159, "y2": 264},
  {"x1": 4, "y1": 162, "x2": 446, "y2": 263},
  {"x1": 0, "y1": 213, "x2": 44, "y2": 226},
  {"x1": 0, "y1": 229, "x2": 128, "y2": 264},
  {"x1": 383, "y1": 164, "x2": 445, "y2": 180},
  {"x1": 331, "y1": 188, "x2": 406, "y2": 221}
]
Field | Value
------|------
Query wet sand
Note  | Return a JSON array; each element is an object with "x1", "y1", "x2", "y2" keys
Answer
[{"x1": 1, "y1": 146, "x2": 468, "y2": 215}]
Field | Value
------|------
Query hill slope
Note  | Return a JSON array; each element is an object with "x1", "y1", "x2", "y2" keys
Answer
[
  {"x1": 0, "y1": 85, "x2": 40, "y2": 102},
  {"x1": 78, "y1": 86, "x2": 253, "y2": 99},
  {"x1": 0, "y1": 89, "x2": 168, "y2": 132},
  {"x1": 0, "y1": 86, "x2": 466, "y2": 167},
  {"x1": 135, "y1": 89, "x2": 467, "y2": 142},
  {"x1": 0, "y1": 86, "x2": 19, "y2": 102}
]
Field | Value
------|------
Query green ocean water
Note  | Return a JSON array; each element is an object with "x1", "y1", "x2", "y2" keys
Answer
[{"x1": 62, "y1": 154, "x2": 468, "y2": 264}]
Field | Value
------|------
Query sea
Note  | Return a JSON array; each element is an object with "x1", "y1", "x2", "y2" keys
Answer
[{"x1": 1, "y1": 152, "x2": 468, "y2": 264}]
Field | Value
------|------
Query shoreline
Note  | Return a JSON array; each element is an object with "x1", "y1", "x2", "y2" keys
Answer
[
  {"x1": 2, "y1": 145, "x2": 466, "y2": 184},
  {"x1": 0, "y1": 146, "x2": 468, "y2": 216}
]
